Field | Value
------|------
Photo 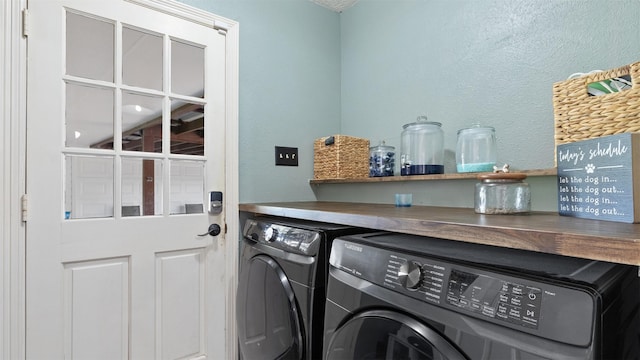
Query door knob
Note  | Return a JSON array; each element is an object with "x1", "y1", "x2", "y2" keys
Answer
[{"x1": 198, "y1": 223, "x2": 221, "y2": 237}]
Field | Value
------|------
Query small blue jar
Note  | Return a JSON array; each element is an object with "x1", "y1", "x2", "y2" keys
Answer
[{"x1": 369, "y1": 141, "x2": 395, "y2": 177}]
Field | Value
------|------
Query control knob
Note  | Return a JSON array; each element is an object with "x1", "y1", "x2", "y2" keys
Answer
[
  {"x1": 263, "y1": 227, "x2": 278, "y2": 242},
  {"x1": 399, "y1": 260, "x2": 423, "y2": 290}
]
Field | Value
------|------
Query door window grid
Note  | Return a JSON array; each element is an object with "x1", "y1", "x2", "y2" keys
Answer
[{"x1": 63, "y1": 11, "x2": 207, "y2": 219}]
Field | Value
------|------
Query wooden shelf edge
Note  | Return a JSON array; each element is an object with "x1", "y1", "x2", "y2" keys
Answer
[
  {"x1": 239, "y1": 201, "x2": 640, "y2": 265},
  {"x1": 309, "y1": 168, "x2": 557, "y2": 184}
]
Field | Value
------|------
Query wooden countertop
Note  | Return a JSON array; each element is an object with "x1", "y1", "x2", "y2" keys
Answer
[{"x1": 239, "y1": 201, "x2": 640, "y2": 266}]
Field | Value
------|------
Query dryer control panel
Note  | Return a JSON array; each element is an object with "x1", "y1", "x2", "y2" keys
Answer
[{"x1": 243, "y1": 219, "x2": 322, "y2": 256}]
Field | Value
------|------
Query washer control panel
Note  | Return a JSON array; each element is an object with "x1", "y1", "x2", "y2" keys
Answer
[
  {"x1": 331, "y1": 238, "x2": 596, "y2": 346},
  {"x1": 385, "y1": 253, "x2": 549, "y2": 329}
]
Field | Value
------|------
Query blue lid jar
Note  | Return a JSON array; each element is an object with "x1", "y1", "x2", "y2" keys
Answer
[{"x1": 400, "y1": 115, "x2": 444, "y2": 175}]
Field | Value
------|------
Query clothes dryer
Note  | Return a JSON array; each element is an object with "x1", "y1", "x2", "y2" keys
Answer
[
  {"x1": 236, "y1": 216, "x2": 370, "y2": 360},
  {"x1": 324, "y1": 232, "x2": 640, "y2": 360}
]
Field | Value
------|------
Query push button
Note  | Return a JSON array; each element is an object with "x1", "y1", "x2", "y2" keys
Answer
[
  {"x1": 527, "y1": 288, "x2": 541, "y2": 301},
  {"x1": 511, "y1": 285, "x2": 524, "y2": 295},
  {"x1": 525, "y1": 308, "x2": 537, "y2": 318}
]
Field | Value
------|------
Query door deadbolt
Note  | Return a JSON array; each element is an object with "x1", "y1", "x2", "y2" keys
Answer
[{"x1": 209, "y1": 191, "x2": 223, "y2": 215}]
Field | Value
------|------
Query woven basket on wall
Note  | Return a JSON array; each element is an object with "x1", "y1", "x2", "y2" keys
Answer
[
  {"x1": 314, "y1": 135, "x2": 369, "y2": 179},
  {"x1": 553, "y1": 61, "x2": 640, "y2": 147}
]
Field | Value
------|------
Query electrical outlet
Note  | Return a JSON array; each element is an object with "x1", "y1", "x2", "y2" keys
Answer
[{"x1": 275, "y1": 146, "x2": 298, "y2": 166}]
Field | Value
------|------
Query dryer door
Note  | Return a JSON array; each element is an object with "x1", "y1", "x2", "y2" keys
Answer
[
  {"x1": 237, "y1": 255, "x2": 303, "y2": 360},
  {"x1": 326, "y1": 310, "x2": 467, "y2": 360}
]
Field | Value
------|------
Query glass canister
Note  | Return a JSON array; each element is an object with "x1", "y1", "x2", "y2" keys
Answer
[
  {"x1": 475, "y1": 172, "x2": 530, "y2": 214},
  {"x1": 400, "y1": 116, "x2": 444, "y2": 176},
  {"x1": 369, "y1": 141, "x2": 395, "y2": 177},
  {"x1": 456, "y1": 125, "x2": 497, "y2": 173}
]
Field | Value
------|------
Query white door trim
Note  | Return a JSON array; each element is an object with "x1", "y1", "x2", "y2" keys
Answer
[
  {"x1": 5, "y1": 0, "x2": 239, "y2": 358},
  {"x1": 221, "y1": 18, "x2": 240, "y2": 360},
  {"x1": 3, "y1": 0, "x2": 27, "y2": 359}
]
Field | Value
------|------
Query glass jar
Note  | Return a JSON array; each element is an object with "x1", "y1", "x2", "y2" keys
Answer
[
  {"x1": 369, "y1": 141, "x2": 395, "y2": 177},
  {"x1": 400, "y1": 116, "x2": 444, "y2": 176},
  {"x1": 456, "y1": 125, "x2": 497, "y2": 173},
  {"x1": 475, "y1": 172, "x2": 530, "y2": 214}
]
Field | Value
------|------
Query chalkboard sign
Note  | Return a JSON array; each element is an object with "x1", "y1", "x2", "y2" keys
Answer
[{"x1": 557, "y1": 133, "x2": 640, "y2": 223}]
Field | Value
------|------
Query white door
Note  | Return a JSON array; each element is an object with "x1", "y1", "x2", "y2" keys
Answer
[{"x1": 25, "y1": 0, "x2": 238, "y2": 358}]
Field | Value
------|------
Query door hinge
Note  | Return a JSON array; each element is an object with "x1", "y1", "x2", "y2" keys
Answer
[
  {"x1": 213, "y1": 20, "x2": 228, "y2": 36},
  {"x1": 22, "y1": 8, "x2": 30, "y2": 37},
  {"x1": 21, "y1": 194, "x2": 28, "y2": 222}
]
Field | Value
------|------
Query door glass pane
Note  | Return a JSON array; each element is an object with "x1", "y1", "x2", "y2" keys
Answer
[
  {"x1": 170, "y1": 160, "x2": 204, "y2": 215},
  {"x1": 65, "y1": 83, "x2": 115, "y2": 149},
  {"x1": 171, "y1": 39, "x2": 204, "y2": 98},
  {"x1": 66, "y1": 12, "x2": 114, "y2": 82},
  {"x1": 63, "y1": 11, "x2": 211, "y2": 223},
  {"x1": 64, "y1": 155, "x2": 114, "y2": 220},
  {"x1": 122, "y1": 158, "x2": 163, "y2": 216},
  {"x1": 170, "y1": 99, "x2": 204, "y2": 155},
  {"x1": 122, "y1": 27, "x2": 163, "y2": 91},
  {"x1": 122, "y1": 92, "x2": 163, "y2": 153}
]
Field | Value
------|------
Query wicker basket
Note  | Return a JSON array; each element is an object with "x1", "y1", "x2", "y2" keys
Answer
[
  {"x1": 314, "y1": 135, "x2": 369, "y2": 179},
  {"x1": 553, "y1": 61, "x2": 640, "y2": 147}
]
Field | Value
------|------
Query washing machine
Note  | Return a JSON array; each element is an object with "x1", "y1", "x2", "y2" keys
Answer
[
  {"x1": 236, "y1": 215, "x2": 371, "y2": 360},
  {"x1": 323, "y1": 232, "x2": 640, "y2": 360}
]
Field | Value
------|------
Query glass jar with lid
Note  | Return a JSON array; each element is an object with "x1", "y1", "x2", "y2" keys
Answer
[
  {"x1": 369, "y1": 141, "x2": 395, "y2": 177},
  {"x1": 456, "y1": 124, "x2": 497, "y2": 173},
  {"x1": 400, "y1": 116, "x2": 444, "y2": 176},
  {"x1": 475, "y1": 172, "x2": 530, "y2": 214}
]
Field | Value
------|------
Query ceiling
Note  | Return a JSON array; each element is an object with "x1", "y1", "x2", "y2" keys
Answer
[{"x1": 310, "y1": 0, "x2": 359, "y2": 12}]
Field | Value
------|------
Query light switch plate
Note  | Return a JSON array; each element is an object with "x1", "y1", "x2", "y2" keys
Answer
[{"x1": 275, "y1": 146, "x2": 298, "y2": 166}]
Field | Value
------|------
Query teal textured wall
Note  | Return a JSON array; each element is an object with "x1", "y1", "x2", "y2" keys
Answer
[
  {"x1": 180, "y1": 0, "x2": 640, "y2": 210},
  {"x1": 180, "y1": 0, "x2": 342, "y2": 202},
  {"x1": 340, "y1": 0, "x2": 640, "y2": 171}
]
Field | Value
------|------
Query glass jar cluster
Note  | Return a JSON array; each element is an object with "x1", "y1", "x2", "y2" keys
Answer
[{"x1": 369, "y1": 117, "x2": 499, "y2": 177}]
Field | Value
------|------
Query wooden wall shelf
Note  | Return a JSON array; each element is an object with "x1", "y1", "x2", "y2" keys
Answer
[{"x1": 309, "y1": 168, "x2": 557, "y2": 184}]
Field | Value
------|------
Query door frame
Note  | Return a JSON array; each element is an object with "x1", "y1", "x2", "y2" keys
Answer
[
  {"x1": 2, "y1": 0, "x2": 27, "y2": 359},
  {"x1": 2, "y1": 0, "x2": 239, "y2": 358}
]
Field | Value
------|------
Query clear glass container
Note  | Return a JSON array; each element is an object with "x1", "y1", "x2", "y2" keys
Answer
[
  {"x1": 475, "y1": 173, "x2": 530, "y2": 214},
  {"x1": 400, "y1": 116, "x2": 444, "y2": 176},
  {"x1": 456, "y1": 125, "x2": 497, "y2": 173},
  {"x1": 369, "y1": 141, "x2": 395, "y2": 177}
]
